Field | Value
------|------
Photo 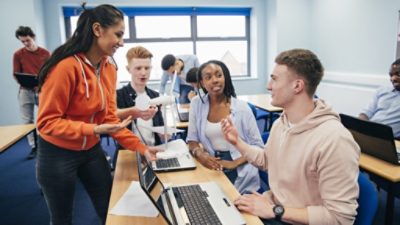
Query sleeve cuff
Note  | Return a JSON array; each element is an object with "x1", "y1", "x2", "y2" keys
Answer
[
  {"x1": 136, "y1": 142, "x2": 147, "y2": 155},
  {"x1": 82, "y1": 123, "x2": 96, "y2": 136}
]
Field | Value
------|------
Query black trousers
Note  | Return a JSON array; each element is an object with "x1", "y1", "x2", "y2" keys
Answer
[{"x1": 36, "y1": 137, "x2": 112, "y2": 225}]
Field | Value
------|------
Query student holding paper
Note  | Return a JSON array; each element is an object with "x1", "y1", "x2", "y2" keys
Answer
[
  {"x1": 114, "y1": 46, "x2": 165, "y2": 167},
  {"x1": 13, "y1": 26, "x2": 50, "y2": 159},
  {"x1": 116, "y1": 46, "x2": 164, "y2": 145},
  {"x1": 36, "y1": 4, "x2": 159, "y2": 225}
]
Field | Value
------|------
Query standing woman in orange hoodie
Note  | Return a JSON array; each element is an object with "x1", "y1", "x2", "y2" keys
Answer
[{"x1": 36, "y1": 4, "x2": 159, "y2": 225}]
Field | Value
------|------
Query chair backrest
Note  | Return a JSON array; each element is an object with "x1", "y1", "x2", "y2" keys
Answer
[
  {"x1": 261, "y1": 132, "x2": 269, "y2": 144},
  {"x1": 354, "y1": 172, "x2": 378, "y2": 225},
  {"x1": 247, "y1": 102, "x2": 258, "y2": 119}
]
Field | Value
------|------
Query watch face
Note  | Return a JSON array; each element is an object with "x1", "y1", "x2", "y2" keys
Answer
[
  {"x1": 273, "y1": 205, "x2": 284, "y2": 217},
  {"x1": 275, "y1": 206, "x2": 284, "y2": 214}
]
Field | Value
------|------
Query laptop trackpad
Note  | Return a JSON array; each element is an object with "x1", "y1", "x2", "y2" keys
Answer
[{"x1": 200, "y1": 182, "x2": 245, "y2": 225}]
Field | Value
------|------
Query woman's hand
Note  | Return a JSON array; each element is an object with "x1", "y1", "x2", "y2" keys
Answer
[
  {"x1": 94, "y1": 116, "x2": 132, "y2": 134},
  {"x1": 218, "y1": 159, "x2": 239, "y2": 170},
  {"x1": 144, "y1": 145, "x2": 164, "y2": 161},
  {"x1": 197, "y1": 152, "x2": 223, "y2": 171},
  {"x1": 221, "y1": 116, "x2": 239, "y2": 145}
]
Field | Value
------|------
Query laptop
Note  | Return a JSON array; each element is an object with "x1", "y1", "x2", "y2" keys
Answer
[
  {"x1": 136, "y1": 151, "x2": 246, "y2": 225},
  {"x1": 14, "y1": 72, "x2": 38, "y2": 89},
  {"x1": 340, "y1": 113, "x2": 400, "y2": 165},
  {"x1": 176, "y1": 104, "x2": 189, "y2": 122},
  {"x1": 151, "y1": 139, "x2": 196, "y2": 172}
]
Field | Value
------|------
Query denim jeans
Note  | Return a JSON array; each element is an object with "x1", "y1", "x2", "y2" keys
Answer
[
  {"x1": 214, "y1": 150, "x2": 238, "y2": 185},
  {"x1": 36, "y1": 137, "x2": 112, "y2": 225},
  {"x1": 18, "y1": 88, "x2": 38, "y2": 148}
]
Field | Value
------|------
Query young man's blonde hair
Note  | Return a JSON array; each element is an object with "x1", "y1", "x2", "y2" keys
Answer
[{"x1": 126, "y1": 46, "x2": 153, "y2": 62}]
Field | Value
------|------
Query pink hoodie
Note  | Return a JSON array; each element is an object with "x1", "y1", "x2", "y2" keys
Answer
[{"x1": 244, "y1": 99, "x2": 360, "y2": 225}]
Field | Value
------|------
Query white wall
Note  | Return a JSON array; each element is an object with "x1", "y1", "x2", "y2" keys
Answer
[
  {"x1": 267, "y1": 0, "x2": 400, "y2": 116},
  {"x1": 0, "y1": 0, "x2": 46, "y2": 125},
  {"x1": 309, "y1": 0, "x2": 400, "y2": 116}
]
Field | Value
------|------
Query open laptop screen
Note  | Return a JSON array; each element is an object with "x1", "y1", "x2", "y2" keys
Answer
[
  {"x1": 136, "y1": 152, "x2": 177, "y2": 225},
  {"x1": 340, "y1": 113, "x2": 399, "y2": 165}
]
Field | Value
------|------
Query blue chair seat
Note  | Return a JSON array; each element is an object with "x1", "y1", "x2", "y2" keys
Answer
[{"x1": 355, "y1": 172, "x2": 378, "y2": 225}]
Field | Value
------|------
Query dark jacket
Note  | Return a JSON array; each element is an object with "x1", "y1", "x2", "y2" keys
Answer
[{"x1": 116, "y1": 83, "x2": 164, "y2": 145}]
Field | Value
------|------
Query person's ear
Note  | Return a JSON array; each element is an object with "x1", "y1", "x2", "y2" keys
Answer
[
  {"x1": 126, "y1": 65, "x2": 130, "y2": 72},
  {"x1": 92, "y1": 22, "x2": 102, "y2": 37},
  {"x1": 293, "y1": 79, "x2": 305, "y2": 94}
]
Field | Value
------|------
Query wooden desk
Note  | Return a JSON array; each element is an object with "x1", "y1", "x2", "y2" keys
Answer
[
  {"x1": 238, "y1": 94, "x2": 282, "y2": 130},
  {"x1": 106, "y1": 150, "x2": 263, "y2": 225},
  {"x1": 0, "y1": 124, "x2": 36, "y2": 153},
  {"x1": 359, "y1": 140, "x2": 400, "y2": 225},
  {"x1": 238, "y1": 94, "x2": 282, "y2": 113}
]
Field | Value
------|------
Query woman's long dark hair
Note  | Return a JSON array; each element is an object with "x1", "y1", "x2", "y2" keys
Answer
[{"x1": 38, "y1": 4, "x2": 124, "y2": 91}]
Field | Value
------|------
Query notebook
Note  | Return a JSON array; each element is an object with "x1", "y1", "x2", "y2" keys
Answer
[
  {"x1": 136, "y1": 151, "x2": 246, "y2": 225},
  {"x1": 340, "y1": 113, "x2": 400, "y2": 165},
  {"x1": 14, "y1": 72, "x2": 38, "y2": 89},
  {"x1": 151, "y1": 139, "x2": 196, "y2": 172}
]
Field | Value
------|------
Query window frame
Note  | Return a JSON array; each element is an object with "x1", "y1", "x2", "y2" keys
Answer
[{"x1": 63, "y1": 6, "x2": 251, "y2": 80}]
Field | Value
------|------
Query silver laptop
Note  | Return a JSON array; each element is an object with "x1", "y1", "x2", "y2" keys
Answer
[
  {"x1": 340, "y1": 113, "x2": 400, "y2": 165},
  {"x1": 176, "y1": 104, "x2": 189, "y2": 122},
  {"x1": 137, "y1": 152, "x2": 246, "y2": 225},
  {"x1": 151, "y1": 139, "x2": 196, "y2": 172}
]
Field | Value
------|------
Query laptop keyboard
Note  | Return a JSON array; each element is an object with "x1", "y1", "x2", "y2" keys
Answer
[
  {"x1": 156, "y1": 158, "x2": 180, "y2": 168},
  {"x1": 173, "y1": 185, "x2": 222, "y2": 225}
]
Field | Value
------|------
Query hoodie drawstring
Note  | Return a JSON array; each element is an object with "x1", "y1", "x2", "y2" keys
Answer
[{"x1": 73, "y1": 55, "x2": 90, "y2": 99}]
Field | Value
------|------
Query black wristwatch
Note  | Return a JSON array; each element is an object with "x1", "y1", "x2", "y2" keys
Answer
[{"x1": 273, "y1": 204, "x2": 285, "y2": 220}]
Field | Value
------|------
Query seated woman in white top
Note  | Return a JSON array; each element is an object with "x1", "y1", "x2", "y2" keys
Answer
[{"x1": 186, "y1": 60, "x2": 264, "y2": 194}]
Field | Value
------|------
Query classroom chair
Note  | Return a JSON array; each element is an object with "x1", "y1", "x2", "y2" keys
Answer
[
  {"x1": 257, "y1": 131, "x2": 270, "y2": 193},
  {"x1": 354, "y1": 172, "x2": 378, "y2": 225},
  {"x1": 248, "y1": 103, "x2": 270, "y2": 132}
]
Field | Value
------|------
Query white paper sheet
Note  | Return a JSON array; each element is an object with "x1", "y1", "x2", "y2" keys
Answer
[
  {"x1": 139, "y1": 125, "x2": 185, "y2": 135},
  {"x1": 155, "y1": 139, "x2": 190, "y2": 159},
  {"x1": 109, "y1": 181, "x2": 159, "y2": 217}
]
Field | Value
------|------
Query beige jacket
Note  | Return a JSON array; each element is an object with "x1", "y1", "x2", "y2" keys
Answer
[{"x1": 244, "y1": 100, "x2": 360, "y2": 225}]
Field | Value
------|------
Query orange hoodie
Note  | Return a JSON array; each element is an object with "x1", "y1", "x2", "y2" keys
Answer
[{"x1": 37, "y1": 53, "x2": 146, "y2": 153}]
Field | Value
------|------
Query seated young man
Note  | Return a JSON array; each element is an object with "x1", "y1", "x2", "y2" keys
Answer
[
  {"x1": 359, "y1": 58, "x2": 400, "y2": 139},
  {"x1": 114, "y1": 46, "x2": 164, "y2": 166},
  {"x1": 221, "y1": 49, "x2": 360, "y2": 225}
]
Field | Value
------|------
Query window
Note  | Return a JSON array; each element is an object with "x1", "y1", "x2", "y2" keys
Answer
[{"x1": 63, "y1": 7, "x2": 251, "y2": 83}]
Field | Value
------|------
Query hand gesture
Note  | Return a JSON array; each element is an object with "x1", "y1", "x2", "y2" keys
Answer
[
  {"x1": 188, "y1": 90, "x2": 197, "y2": 101},
  {"x1": 234, "y1": 191, "x2": 274, "y2": 219},
  {"x1": 144, "y1": 145, "x2": 164, "y2": 161},
  {"x1": 221, "y1": 116, "x2": 239, "y2": 145},
  {"x1": 218, "y1": 159, "x2": 239, "y2": 170},
  {"x1": 197, "y1": 152, "x2": 223, "y2": 171},
  {"x1": 139, "y1": 106, "x2": 158, "y2": 121},
  {"x1": 94, "y1": 116, "x2": 132, "y2": 134}
]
